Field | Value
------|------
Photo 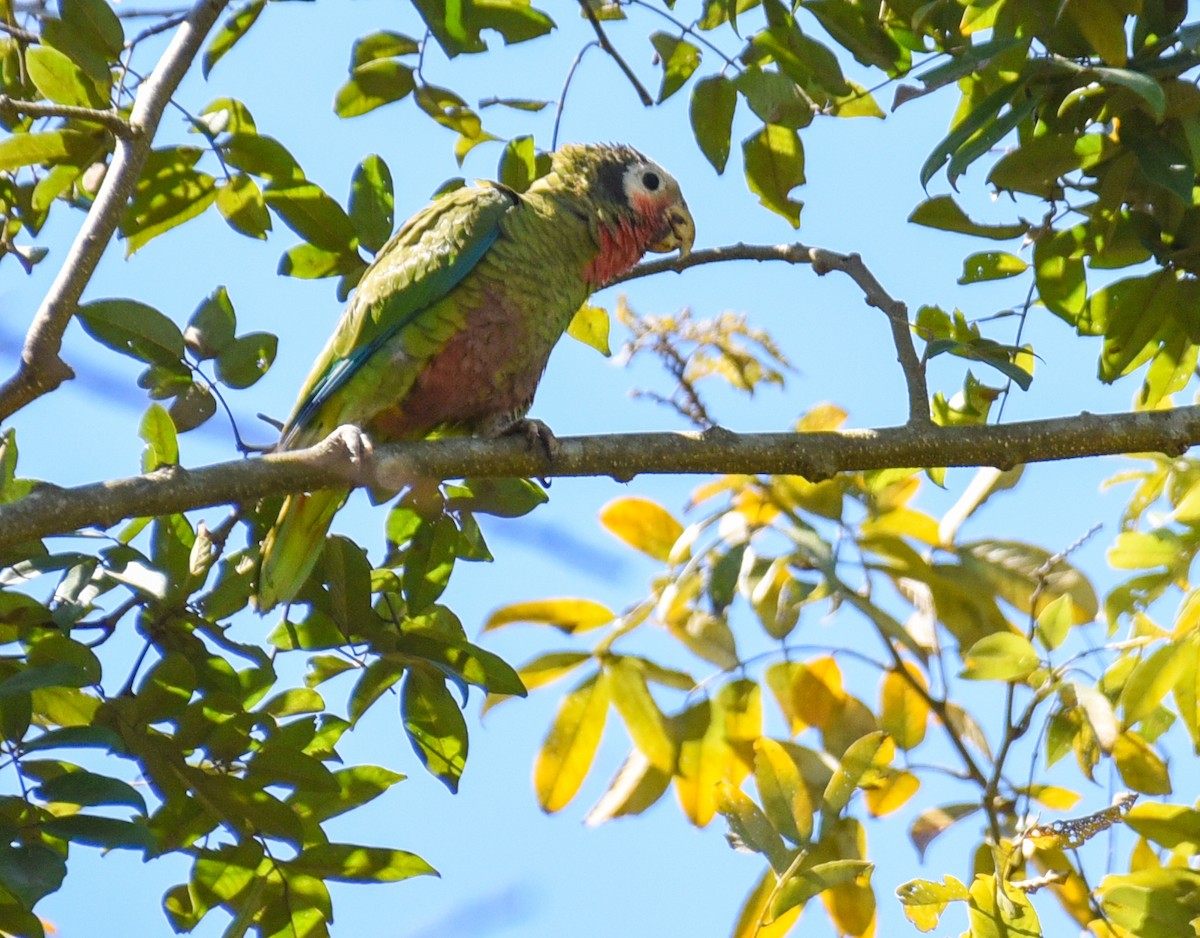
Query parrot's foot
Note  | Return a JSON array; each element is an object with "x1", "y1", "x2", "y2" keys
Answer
[
  {"x1": 324, "y1": 425, "x2": 375, "y2": 482},
  {"x1": 506, "y1": 417, "x2": 559, "y2": 461}
]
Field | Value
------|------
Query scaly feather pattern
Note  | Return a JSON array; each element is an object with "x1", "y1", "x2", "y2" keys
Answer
[{"x1": 258, "y1": 143, "x2": 694, "y2": 611}]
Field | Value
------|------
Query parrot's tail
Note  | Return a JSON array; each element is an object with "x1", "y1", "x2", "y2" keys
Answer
[{"x1": 257, "y1": 489, "x2": 346, "y2": 612}]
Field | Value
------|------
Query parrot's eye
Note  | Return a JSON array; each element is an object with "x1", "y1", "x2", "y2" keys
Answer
[{"x1": 641, "y1": 170, "x2": 661, "y2": 191}]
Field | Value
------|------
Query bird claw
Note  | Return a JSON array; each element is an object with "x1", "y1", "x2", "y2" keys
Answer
[
  {"x1": 506, "y1": 418, "x2": 559, "y2": 461},
  {"x1": 326, "y1": 425, "x2": 375, "y2": 481}
]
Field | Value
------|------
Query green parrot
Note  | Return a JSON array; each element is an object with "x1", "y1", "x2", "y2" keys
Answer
[{"x1": 257, "y1": 143, "x2": 695, "y2": 610}]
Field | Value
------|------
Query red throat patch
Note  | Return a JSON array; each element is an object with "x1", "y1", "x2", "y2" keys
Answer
[{"x1": 583, "y1": 215, "x2": 657, "y2": 288}]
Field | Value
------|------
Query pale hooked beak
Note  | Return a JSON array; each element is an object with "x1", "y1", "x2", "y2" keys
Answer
[{"x1": 650, "y1": 201, "x2": 695, "y2": 257}]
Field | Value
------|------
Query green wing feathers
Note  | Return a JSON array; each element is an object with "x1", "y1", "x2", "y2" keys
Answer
[{"x1": 257, "y1": 184, "x2": 518, "y2": 611}]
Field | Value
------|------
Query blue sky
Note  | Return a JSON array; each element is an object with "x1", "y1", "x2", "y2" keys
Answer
[{"x1": 2, "y1": 2, "x2": 1164, "y2": 935}]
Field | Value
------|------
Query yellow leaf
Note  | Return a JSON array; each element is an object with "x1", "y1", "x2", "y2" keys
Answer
[
  {"x1": 896, "y1": 875, "x2": 969, "y2": 932},
  {"x1": 672, "y1": 698, "x2": 727, "y2": 827},
  {"x1": 1121, "y1": 642, "x2": 1191, "y2": 726},
  {"x1": 607, "y1": 657, "x2": 675, "y2": 772},
  {"x1": 879, "y1": 664, "x2": 929, "y2": 750},
  {"x1": 795, "y1": 401, "x2": 847, "y2": 431},
  {"x1": 794, "y1": 657, "x2": 845, "y2": 731},
  {"x1": 484, "y1": 597, "x2": 614, "y2": 633},
  {"x1": 863, "y1": 769, "x2": 919, "y2": 817},
  {"x1": 1023, "y1": 784, "x2": 1082, "y2": 811},
  {"x1": 566, "y1": 302, "x2": 611, "y2": 356},
  {"x1": 599, "y1": 496, "x2": 685, "y2": 562},
  {"x1": 534, "y1": 670, "x2": 610, "y2": 812},
  {"x1": 765, "y1": 661, "x2": 807, "y2": 736},
  {"x1": 1112, "y1": 731, "x2": 1172, "y2": 795},
  {"x1": 861, "y1": 507, "x2": 941, "y2": 547}
]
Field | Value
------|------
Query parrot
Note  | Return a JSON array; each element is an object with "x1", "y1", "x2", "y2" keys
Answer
[{"x1": 256, "y1": 142, "x2": 695, "y2": 611}]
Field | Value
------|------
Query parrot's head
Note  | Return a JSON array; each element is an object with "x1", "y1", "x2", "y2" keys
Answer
[{"x1": 541, "y1": 143, "x2": 695, "y2": 287}]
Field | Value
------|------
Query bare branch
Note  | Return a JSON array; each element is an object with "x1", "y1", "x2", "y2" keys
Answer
[
  {"x1": 0, "y1": 94, "x2": 132, "y2": 136},
  {"x1": 0, "y1": 0, "x2": 229, "y2": 423},
  {"x1": 2, "y1": 406, "x2": 1199, "y2": 550},
  {"x1": 578, "y1": 0, "x2": 654, "y2": 107},
  {"x1": 0, "y1": 20, "x2": 37, "y2": 42},
  {"x1": 615, "y1": 242, "x2": 932, "y2": 425}
]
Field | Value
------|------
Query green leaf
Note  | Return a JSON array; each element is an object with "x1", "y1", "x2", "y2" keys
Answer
[
  {"x1": 334, "y1": 59, "x2": 417, "y2": 118},
  {"x1": 77, "y1": 299, "x2": 185, "y2": 368},
  {"x1": 822, "y1": 731, "x2": 892, "y2": 817},
  {"x1": 742, "y1": 124, "x2": 804, "y2": 226},
  {"x1": 289, "y1": 843, "x2": 437, "y2": 883},
  {"x1": 351, "y1": 30, "x2": 420, "y2": 65},
  {"x1": 715, "y1": 781, "x2": 790, "y2": 874},
  {"x1": 288, "y1": 764, "x2": 406, "y2": 824},
  {"x1": 263, "y1": 182, "x2": 358, "y2": 253},
  {"x1": 25, "y1": 45, "x2": 107, "y2": 108},
  {"x1": 0, "y1": 129, "x2": 105, "y2": 173},
  {"x1": 215, "y1": 332, "x2": 276, "y2": 389},
  {"x1": 444, "y1": 477, "x2": 547, "y2": 517},
  {"x1": 203, "y1": 0, "x2": 265, "y2": 77},
  {"x1": 771, "y1": 859, "x2": 873, "y2": 919},
  {"x1": 690, "y1": 74, "x2": 736, "y2": 173},
  {"x1": 215, "y1": 174, "x2": 271, "y2": 240},
  {"x1": 41, "y1": 0, "x2": 121, "y2": 83},
  {"x1": 41, "y1": 814, "x2": 154, "y2": 850},
  {"x1": 908, "y1": 195, "x2": 1027, "y2": 240},
  {"x1": 0, "y1": 662, "x2": 93, "y2": 698},
  {"x1": 1122, "y1": 643, "x2": 1191, "y2": 726},
  {"x1": 222, "y1": 133, "x2": 305, "y2": 182},
  {"x1": 121, "y1": 153, "x2": 218, "y2": 254},
  {"x1": 184, "y1": 286, "x2": 237, "y2": 360},
  {"x1": 960, "y1": 633, "x2": 1040, "y2": 681},
  {"x1": 402, "y1": 515, "x2": 458, "y2": 612},
  {"x1": 21, "y1": 725, "x2": 124, "y2": 754},
  {"x1": 959, "y1": 252, "x2": 1027, "y2": 284},
  {"x1": 1093, "y1": 67, "x2": 1167, "y2": 120},
  {"x1": 401, "y1": 669, "x2": 468, "y2": 793},
  {"x1": 650, "y1": 32, "x2": 701, "y2": 102},
  {"x1": 497, "y1": 135, "x2": 542, "y2": 194},
  {"x1": 920, "y1": 81, "x2": 1019, "y2": 188},
  {"x1": 169, "y1": 383, "x2": 217, "y2": 433},
  {"x1": 736, "y1": 68, "x2": 813, "y2": 130},
  {"x1": 278, "y1": 242, "x2": 365, "y2": 280},
  {"x1": 36, "y1": 770, "x2": 147, "y2": 812},
  {"x1": 0, "y1": 844, "x2": 66, "y2": 909},
  {"x1": 349, "y1": 154, "x2": 394, "y2": 253},
  {"x1": 140, "y1": 402, "x2": 178, "y2": 471}
]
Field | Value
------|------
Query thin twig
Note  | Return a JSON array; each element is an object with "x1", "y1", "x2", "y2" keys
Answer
[
  {"x1": 125, "y1": 10, "x2": 191, "y2": 48},
  {"x1": 553, "y1": 40, "x2": 599, "y2": 151},
  {"x1": 0, "y1": 94, "x2": 132, "y2": 136},
  {"x1": 0, "y1": 20, "x2": 37, "y2": 42},
  {"x1": 578, "y1": 0, "x2": 654, "y2": 106},
  {"x1": 615, "y1": 243, "x2": 932, "y2": 425},
  {"x1": 0, "y1": 0, "x2": 230, "y2": 423}
]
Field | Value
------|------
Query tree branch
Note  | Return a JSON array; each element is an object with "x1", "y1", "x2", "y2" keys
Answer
[
  {"x1": 614, "y1": 242, "x2": 932, "y2": 425},
  {"x1": 0, "y1": 0, "x2": 229, "y2": 424},
  {"x1": 577, "y1": 0, "x2": 654, "y2": 107},
  {"x1": 0, "y1": 94, "x2": 132, "y2": 136},
  {"x1": 2, "y1": 406, "x2": 1198, "y2": 550}
]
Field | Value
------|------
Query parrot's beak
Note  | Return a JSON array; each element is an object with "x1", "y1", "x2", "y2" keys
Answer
[{"x1": 650, "y1": 201, "x2": 695, "y2": 257}]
